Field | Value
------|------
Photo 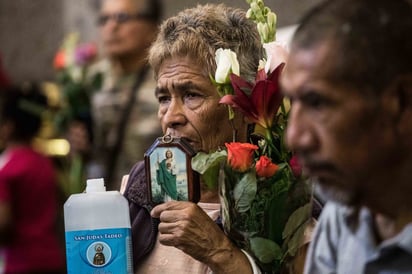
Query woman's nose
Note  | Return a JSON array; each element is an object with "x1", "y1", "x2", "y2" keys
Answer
[{"x1": 161, "y1": 98, "x2": 187, "y2": 129}]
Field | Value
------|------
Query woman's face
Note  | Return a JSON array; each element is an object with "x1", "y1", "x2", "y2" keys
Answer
[{"x1": 155, "y1": 56, "x2": 245, "y2": 153}]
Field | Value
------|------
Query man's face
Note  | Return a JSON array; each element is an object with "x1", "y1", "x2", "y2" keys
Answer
[
  {"x1": 99, "y1": 0, "x2": 156, "y2": 58},
  {"x1": 155, "y1": 56, "x2": 241, "y2": 153},
  {"x1": 281, "y1": 42, "x2": 398, "y2": 207}
]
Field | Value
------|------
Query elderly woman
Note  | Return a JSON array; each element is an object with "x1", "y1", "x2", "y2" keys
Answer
[{"x1": 123, "y1": 4, "x2": 264, "y2": 273}]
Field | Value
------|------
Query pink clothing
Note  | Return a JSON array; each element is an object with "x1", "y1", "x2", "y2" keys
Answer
[{"x1": 0, "y1": 147, "x2": 65, "y2": 273}]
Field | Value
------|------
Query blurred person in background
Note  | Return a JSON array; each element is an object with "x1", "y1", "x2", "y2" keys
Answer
[
  {"x1": 0, "y1": 83, "x2": 65, "y2": 274},
  {"x1": 68, "y1": 0, "x2": 163, "y2": 190},
  {"x1": 0, "y1": 54, "x2": 10, "y2": 89}
]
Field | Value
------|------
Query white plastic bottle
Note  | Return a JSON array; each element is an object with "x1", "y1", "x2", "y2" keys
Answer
[{"x1": 64, "y1": 178, "x2": 133, "y2": 274}]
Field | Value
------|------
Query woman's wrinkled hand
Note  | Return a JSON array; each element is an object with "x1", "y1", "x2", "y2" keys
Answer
[{"x1": 151, "y1": 201, "x2": 253, "y2": 274}]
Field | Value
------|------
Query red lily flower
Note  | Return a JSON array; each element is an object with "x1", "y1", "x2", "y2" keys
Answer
[{"x1": 220, "y1": 63, "x2": 285, "y2": 129}]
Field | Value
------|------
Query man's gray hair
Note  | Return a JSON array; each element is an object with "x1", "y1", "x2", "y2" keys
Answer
[{"x1": 292, "y1": 0, "x2": 412, "y2": 94}]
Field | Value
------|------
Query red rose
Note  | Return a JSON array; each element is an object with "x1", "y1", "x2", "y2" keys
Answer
[
  {"x1": 256, "y1": 155, "x2": 279, "y2": 178},
  {"x1": 289, "y1": 155, "x2": 302, "y2": 178},
  {"x1": 225, "y1": 142, "x2": 258, "y2": 172}
]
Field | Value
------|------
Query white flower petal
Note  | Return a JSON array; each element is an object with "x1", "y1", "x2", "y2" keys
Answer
[
  {"x1": 214, "y1": 48, "x2": 240, "y2": 83},
  {"x1": 263, "y1": 41, "x2": 289, "y2": 73}
]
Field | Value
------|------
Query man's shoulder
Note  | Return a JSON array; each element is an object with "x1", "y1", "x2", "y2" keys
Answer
[
  {"x1": 316, "y1": 201, "x2": 355, "y2": 234},
  {"x1": 321, "y1": 201, "x2": 346, "y2": 214},
  {"x1": 315, "y1": 202, "x2": 374, "y2": 246}
]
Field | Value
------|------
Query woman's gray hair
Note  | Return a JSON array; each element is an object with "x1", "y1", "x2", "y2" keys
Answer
[{"x1": 148, "y1": 4, "x2": 263, "y2": 82}]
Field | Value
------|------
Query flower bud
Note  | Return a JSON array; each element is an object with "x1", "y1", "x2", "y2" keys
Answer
[
  {"x1": 267, "y1": 12, "x2": 277, "y2": 29},
  {"x1": 251, "y1": 2, "x2": 260, "y2": 14},
  {"x1": 289, "y1": 156, "x2": 302, "y2": 178},
  {"x1": 214, "y1": 48, "x2": 240, "y2": 84},
  {"x1": 256, "y1": 155, "x2": 279, "y2": 178},
  {"x1": 258, "y1": 23, "x2": 270, "y2": 43},
  {"x1": 246, "y1": 8, "x2": 253, "y2": 19},
  {"x1": 257, "y1": 0, "x2": 265, "y2": 9}
]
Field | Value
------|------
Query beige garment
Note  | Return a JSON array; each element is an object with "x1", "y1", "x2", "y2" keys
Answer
[
  {"x1": 89, "y1": 59, "x2": 162, "y2": 188},
  {"x1": 134, "y1": 203, "x2": 220, "y2": 274}
]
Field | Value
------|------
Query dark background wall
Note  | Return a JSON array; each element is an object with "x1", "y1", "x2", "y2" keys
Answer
[{"x1": 0, "y1": 0, "x2": 322, "y2": 83}]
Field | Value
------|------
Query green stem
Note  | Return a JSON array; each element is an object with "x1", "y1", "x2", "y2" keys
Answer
[
  {"x1": 229, "y1": 117, "x2": 238, "y2": 142},
  {"x1": 265, "y1": 128, "x2": 281, "y2": 160}
]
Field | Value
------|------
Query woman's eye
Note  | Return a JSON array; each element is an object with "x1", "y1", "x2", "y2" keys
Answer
[
  {"x1": 157, "y1": 95, "x2": 171, "y2": 105},
  {"x1": 184, "y1": 92, "x2": 201, "y2": 99},
  {"x1": 184, "y1": 92, "x2": 205, "y2": 108}
]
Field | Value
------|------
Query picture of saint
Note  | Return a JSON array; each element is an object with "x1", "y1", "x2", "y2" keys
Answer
[
  {"x1": 148, "y1": 146, "x2": 189, "y2": 203},
  {"x1": 156, "y1": 149, "x2": 178, "y2": 201},
  {"x1": 86, "y1": 241, "x2": 111, "y2": 267},
  {"x1": 93, "y1": 243, "x2": 105, "y2": 266}
]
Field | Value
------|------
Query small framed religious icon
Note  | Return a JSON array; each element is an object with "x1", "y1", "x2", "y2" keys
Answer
[{"x1": 144, "y1": 135, "x2": 200, "y2": 205}]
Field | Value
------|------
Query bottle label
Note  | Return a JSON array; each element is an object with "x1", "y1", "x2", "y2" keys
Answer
[{"x1": 66, "y1": 228, "x2": 133, "y2": 274}]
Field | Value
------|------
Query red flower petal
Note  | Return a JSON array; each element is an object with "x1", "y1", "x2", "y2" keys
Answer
[
  {"x1": 220, "y1": 63, "x2": 285, "y2": 129},
  {"x1": 225, "y1": 142, "x2": 258, "y2": 172},
  {"x1": 256, "y1": 155, "x2": 279, "y2": 178}
]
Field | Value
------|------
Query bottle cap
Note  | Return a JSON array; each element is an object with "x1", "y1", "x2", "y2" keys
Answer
[{"x1": 86, "y1": 178, "x2": 106, "y2": 193}]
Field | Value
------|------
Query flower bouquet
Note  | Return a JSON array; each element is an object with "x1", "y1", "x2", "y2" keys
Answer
[
  {"x1": 53, "y1": 32, "x2": 103, "y2": 195},
  {"x1": 192, "y1": 1, "x2": 313, "y2": 273},
  {"x1": 53, "y1": 32, "x2": 102, "y2": 134}
]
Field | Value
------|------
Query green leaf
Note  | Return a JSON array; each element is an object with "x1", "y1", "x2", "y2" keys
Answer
[
  {"x1": 266, "y1": 191, "x2": 288, "y2": 243},
  {"x1": 192, "y1": 150, "x2": 227, "y2": 174},
  {"x1": 191, "y1": 151, "x2": 227, "y2": 189},
  {"x1": 233, "y1": 171, "x2": 257, "y2": 213},
  {"x1": 282, "y1": 203, "x2": 311, "y2": 239},
  {"x1": 90, "y1": 72, "x2": 103, "y2": 90},
  {"x1": 250, "y1": 237, "x2": 282, "y2": 264},
  {"x1": 284, "y1": 221, "x2": 307, "y2": 257}
]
